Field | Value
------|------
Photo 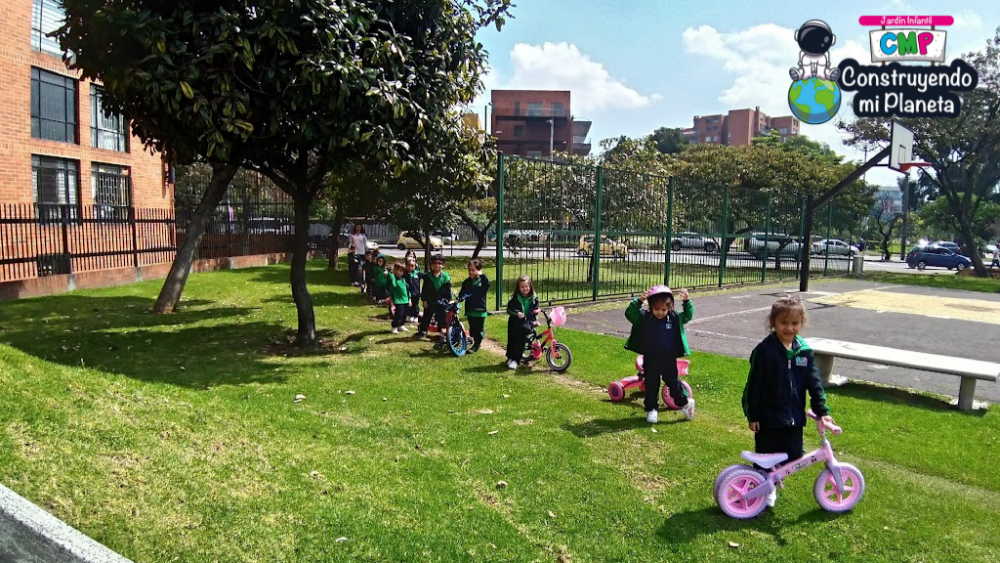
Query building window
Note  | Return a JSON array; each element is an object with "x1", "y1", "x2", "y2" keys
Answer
[
  {"x1": 780, "y1": 127, "x2": 789, "y2": 135},
  {"x1": 526, "y1": 150, "x2": 542, "y2": 158},
  {"x1": 551, "y1": 102, "x2": 564, "y2": 116},
  {"x1": 92, "y1": 164, "x2": 132, "y2": 222},
  {"x1": 31, "y1": 0, "x2": 65, "y2": 56},
  {"x1": 513, "y1": 125, "x2": 525, "y2": 137},
  {"x1": 32, "y1": 156, "x2": 80, "y2": 222},
  {"x1": 31, "y1": 67, "x2": 78, "y2": 144},
  {"x1": 91, "y1": 85, "x2": 129, "y2": 152},
  {"x1": 527, "y1": 102, "x2": 543, "y2": 116},
  {"x1": 513, "y1": 102, "x2": 520, "y2": 116}
]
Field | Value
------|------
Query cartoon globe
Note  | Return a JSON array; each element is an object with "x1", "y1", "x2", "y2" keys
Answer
[{"x1": 787, "y1": 77, "x2": 841, "y2": 125}]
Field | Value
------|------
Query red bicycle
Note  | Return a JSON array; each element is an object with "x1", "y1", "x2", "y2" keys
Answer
[{"x1": 522, "y1": 306, "x2": 572, "y2": 372}]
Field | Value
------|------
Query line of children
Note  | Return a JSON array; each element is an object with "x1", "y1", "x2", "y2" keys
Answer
[{"x1": 349, "y1": 252, "x2": 835, "y2": 490}]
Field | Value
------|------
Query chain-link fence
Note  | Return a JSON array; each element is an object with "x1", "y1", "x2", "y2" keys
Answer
[{"x1": 494, "y1": 154, "x2": 857, "y2": 308}]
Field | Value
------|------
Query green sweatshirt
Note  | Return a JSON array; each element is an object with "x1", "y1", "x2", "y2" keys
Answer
[
  {"x1": 372, "y1": 263, "x2": 389, "y2": 289},
  {"x1": 388, "y1": 274, "x2": 409, "y2": 305}
]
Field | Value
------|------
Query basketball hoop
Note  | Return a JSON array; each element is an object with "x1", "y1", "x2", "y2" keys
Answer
[{"x1": 899, "y1": 163, "x2": 931, "y2": 174}]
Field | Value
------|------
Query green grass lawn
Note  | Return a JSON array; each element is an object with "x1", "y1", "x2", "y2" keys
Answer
[
  {"x1": 862, "y1": 271, "x2": 1000, "y2": 293},
  {"x1": 1, "y1": 262, "x2": 998, "y2": 562}
]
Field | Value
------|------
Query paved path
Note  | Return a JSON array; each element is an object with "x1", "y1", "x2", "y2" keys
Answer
[{"x1": 565, "y1": 279, "x2": 1000, "y2": 404}]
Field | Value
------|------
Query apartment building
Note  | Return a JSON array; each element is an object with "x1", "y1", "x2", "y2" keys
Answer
[
  {"x1": 489, "y1": 90, "x2": 592, "y2": 158},
  {"x1": 681, "y1": 107, "x2": 801, "y2": 146},
  {"x1": 0, "y1": 0, "x2": 170, "y2": 212}
]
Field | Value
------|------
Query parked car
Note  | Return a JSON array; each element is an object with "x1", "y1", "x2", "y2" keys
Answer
[
  {"x1": 504, "y1": 229, "x2": 549, "y2": 246},
  {"x1": 396, "y1": 231, "x2": 443, "y2": 251},
  {"x1": 247, "y1": 217, "x2": 292, "y2": 235},
  {"x1": 432, "y1": 229, "x2": 457, "y2": 243},
  {"x1": 747, "y1": 233, "x2": 803, "y2": 258},
  {"x1": 671, "y1": 231, "x2": 718, "y2": 252},
  {"x1": 811, "y1": 238, "x2": 859, "y2": 256},
  {"x1": 906, "y1": 245, "x2": 972, "y2": 271},
  {"x1": 577, "y1": 235, "x2": 628, "y2": 258},
  {"x1": 931, "y1": 240, "x2": 961, "y2": 253}
]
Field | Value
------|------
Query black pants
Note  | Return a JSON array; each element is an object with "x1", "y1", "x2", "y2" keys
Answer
[
  {"x1": 506, "y1": 319, "x2": 532, "y2": 362},
  {"x1": 348, "y1": 253, "x2": 360, "y2": 283},
  {"x1": 410, "y1": 297, "x2": 420, "y2": 315},
  {"x1": 418, "y1": 303, "x2": 447, "y2": 333},
  {"x1": 753, "y1": 426, "x2": 804, "y2": 470},
  {"x1": 391, "y1": 303, "x2": 409, "y2": 328},
  {"x1": 468, "y1": 316, "x2": 485, "y2": 350},
  {"x1": 643, "y1": 356, "x2": 688, "y2": 412}
]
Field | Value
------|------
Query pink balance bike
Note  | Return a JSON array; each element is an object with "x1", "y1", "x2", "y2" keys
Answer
[
  {"x1": 714, "y1": 411, "x2": 865, "y2": 519},
  {"x1": 521, "y1": 306, "x2": 572, "y2": 372},
  {"x1": 608, "y1": 357, "x2": 693, "y2": 409}
]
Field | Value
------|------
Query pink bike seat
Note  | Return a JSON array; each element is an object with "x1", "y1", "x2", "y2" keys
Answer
[{"x1": 740, "y1": 451, "x2": 788, "y2": 468}]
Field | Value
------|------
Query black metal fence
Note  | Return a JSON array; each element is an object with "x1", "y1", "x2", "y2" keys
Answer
[{"x1": 494, "y1": 155, "x2": 860, "y2": 308}]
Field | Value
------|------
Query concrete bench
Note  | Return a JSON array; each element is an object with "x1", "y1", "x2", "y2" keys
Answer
[{"x1": 804, "y1": 337, "x2": 1000, "y2": 412}]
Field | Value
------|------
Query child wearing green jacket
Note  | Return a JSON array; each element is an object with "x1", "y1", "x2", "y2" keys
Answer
[{"x1": 387, "y1": 262, "x2": 410, "y2": 333}]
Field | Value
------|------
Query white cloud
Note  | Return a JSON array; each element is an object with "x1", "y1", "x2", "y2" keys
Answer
[
  {"x1": 683, "y1": 23, "x2": 900, "y2": 186},
  {"x1": 470, "y1": 42, "x2": 658, "y2": 117},
  {"x1": 952, "y1": 10, "x2": 983, "y2": 30}
]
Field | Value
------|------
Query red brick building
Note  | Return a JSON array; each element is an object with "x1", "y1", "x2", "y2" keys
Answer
[
  {"x1": 489, "y1": 90, "x2": 592, "y2": 158},
  {"x1": 1, "y1": 0, "x2": 173, "y2": 284},
  {"x1": 681, "y1": 107, "x2": 801, "y2": 146},
  {"x1": 0, "y1": 0, "x2": 171, "y2": 209}
]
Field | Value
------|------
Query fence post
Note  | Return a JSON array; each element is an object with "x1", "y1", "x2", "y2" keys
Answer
[
  {"x1": 796, "y1": 196, "x2": 807, "y2": 280},
  {"x1": 825, "y1": 200, "x2": 833, "y2": 276},
  {"x1": 129, "y1": 206, "x2": 140, "y2": 269},
  {"x1": 663, "y1": 176, "x2": 674, "y2": 286},
  {"x1": 592, "y1": 166, "x2": 604, "y2": 301},
  {"x1": 717, "y1": 184, "x2": 730, "y2": 288},
  {"x1": 60, "y1": 205, "x2": 72, "y2": 275},
  {"x1": 761, "y1": 196, "x2": 772, "y2": 284},
  {"x1": 495, "y1": 153, "x2": 505, "y2": 312}
]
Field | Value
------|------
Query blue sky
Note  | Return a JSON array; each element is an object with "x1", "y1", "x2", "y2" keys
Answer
[{"x1": 471, "y1": 0, "x2": 998, "y2": 187}]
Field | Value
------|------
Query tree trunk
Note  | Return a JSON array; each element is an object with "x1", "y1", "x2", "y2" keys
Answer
[
  {"x1": 423, "y1": 228, "x2": 433, "y2": 270},
  {"x1": 291, "y1": 194, "x2": 317, "y2": 346},
  {"x1": 153, "y1": 162, "x2": 238, "y2": 313},
  {"x1": 328, "y1": 202, "x2": 345, "y2": 270},
  {"x1": 957, "y1": 212, "x2": 988, "y2": 276},
  {"x1": 471, "y1": 215, "x2": 496, "y2": 261}
]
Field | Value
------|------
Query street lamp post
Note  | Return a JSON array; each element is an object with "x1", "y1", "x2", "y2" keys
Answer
[{"x1": 546, "y1": 118, "x2": 554, "y2": 159}]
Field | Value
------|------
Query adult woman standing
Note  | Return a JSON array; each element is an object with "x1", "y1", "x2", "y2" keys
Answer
[{"x1": 348, "y1": 224, "x2": 368, "y2": 286}]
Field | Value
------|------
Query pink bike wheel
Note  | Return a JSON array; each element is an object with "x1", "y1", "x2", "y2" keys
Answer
[
  {"x1": 662, "y1": 380, "x2": 693, "y2": 410},
  {"x1": 608, "y1": 381, "x2": 626, "y2": 402},
  {"x1": 717, "y1": 467, "x2": 770, "y2": 519},
  {"x1": 714, "y1": 464, "x2": 748, "y2": 503},
  {"x1": 814, "y1": 463, "x2": 865, "y2": 512}
]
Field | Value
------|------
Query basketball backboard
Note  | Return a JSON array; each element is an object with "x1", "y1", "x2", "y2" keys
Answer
[{"x1": 889, "y1": 121, "x2": 914, "y2": 172}]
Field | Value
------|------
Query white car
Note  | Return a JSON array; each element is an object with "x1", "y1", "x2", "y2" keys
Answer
[
  {"x1": 747, "y1": 234, "x2": 803, "y2": 257},
  {"x1": 812, "y1": 238, "x2": 859, "y2": 256}
]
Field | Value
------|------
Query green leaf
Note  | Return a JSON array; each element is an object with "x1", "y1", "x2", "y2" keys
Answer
[{"x1": 180, "y1": 82, "x2": 194, "y2": 99}]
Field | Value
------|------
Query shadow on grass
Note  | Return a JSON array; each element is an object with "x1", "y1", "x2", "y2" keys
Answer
[
  {"x1": 562, "y1": 415, "x2": 685, "y2": 438},
  {"x1": 828, "y1": 381, "x2": 985, "y2": 416},
  {"x1": 463, "y1": 363, "x2": 511, "y2": 374},
  {"x1": 658, "y1": 505, "x2": 788, "y2": 546},
  {"x1": 0, "y1": 294, "x2": 289, "y2": 389}
]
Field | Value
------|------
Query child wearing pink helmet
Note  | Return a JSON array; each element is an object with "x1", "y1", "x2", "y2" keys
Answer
[{"x1": 624, "y1": 285, "x2": 695, "y2": 423}]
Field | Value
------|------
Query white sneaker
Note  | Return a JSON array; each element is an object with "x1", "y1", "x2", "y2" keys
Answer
[
  {"x1": 646, "y1": 410, "x2": 658, "y2": 424},
  {"x1": 391, "y1": 327, "x2": 399, "y2": 334},
  {"x1": 507, "y1": 360, "x2": 518, "y2": 370},
  {"x1": 766, "y1": 488, "x2": 777, "y2": 508},
  {"x1": 681, "y1": 399, "x2": 695, "y2": 421},
  {"x1": 399, "y1": 325, "x2": 408, "y2": 332}
]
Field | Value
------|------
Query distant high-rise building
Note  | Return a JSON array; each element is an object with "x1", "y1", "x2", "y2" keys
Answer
[
  {"x1": 682, "y1": 107, "x2": 802, "y2": 146},
  {"x1": 489, "y1": 90, "x2": 592, "y2": 158}
]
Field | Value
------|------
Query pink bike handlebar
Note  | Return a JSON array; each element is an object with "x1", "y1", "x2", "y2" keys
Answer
[{"x1": 807, "y1": 410, "x2": 842, "y2": 435}]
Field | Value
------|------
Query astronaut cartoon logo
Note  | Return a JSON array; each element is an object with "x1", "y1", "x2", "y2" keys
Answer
[{"x1": 787, "y1": 19, "x2": 843, "y2": 125}]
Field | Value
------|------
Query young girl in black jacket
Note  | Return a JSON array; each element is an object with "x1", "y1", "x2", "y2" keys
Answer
[
  {"x1": 504, "y1": 275, "x2": 538, "y2": 369},
  {"x1": 458, "y1": 259, "x2": 490, "y2": 353},
  {"x1": 742, "y1": 295, "x2": 834, "y2": 509}
]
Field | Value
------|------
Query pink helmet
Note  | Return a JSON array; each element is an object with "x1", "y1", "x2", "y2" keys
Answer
[{"x1": 648, "y1": 285, "x2": 673, "y2": 298}]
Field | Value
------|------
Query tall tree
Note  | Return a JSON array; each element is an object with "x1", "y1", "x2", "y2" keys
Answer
[
  {"x1": 649, "y1": 127, "x2": 691, "y2": 155},
  {"x1": 838, "y1": 27, "x2": 1000, "y2": 276}
]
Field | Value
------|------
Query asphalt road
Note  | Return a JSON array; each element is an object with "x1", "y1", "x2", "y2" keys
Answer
[
  {"x1": 373, "y1": 244, "x2": 951, "y2": 275},
  {"x1": 565, "y1": 279, "x2": 1000, "y2": 405}
]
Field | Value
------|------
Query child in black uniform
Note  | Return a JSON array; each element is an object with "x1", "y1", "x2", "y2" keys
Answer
[
  {"x1": 458, "y1": 259, "x2": 490, "y2": 353},
  {"x1": 742, "y1": 294, "x2": 834, "y2": 508}
]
